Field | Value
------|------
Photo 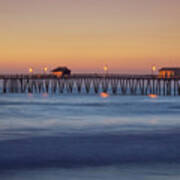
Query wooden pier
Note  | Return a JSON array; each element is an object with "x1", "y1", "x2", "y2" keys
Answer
[{"x1": 0, "y1": 74, "x2": 180, "y2": 96}]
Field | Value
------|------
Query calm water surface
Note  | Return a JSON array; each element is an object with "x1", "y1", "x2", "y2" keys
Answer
[{"x1": 0, "y1": 94, "x2": 180, "y2": 179}]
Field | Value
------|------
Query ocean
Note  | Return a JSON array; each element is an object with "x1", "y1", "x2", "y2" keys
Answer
[{"x1": 0, "y1": 93, "x2": 180, "y2": 179}]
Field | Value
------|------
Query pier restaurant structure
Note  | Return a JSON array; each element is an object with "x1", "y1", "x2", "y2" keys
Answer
[
  {"x1": 51, "y1": 67, "x2": 71, "y2": 77},
  {"x1": 159, "y1": 67, "x2": 180, "y2": 78}
]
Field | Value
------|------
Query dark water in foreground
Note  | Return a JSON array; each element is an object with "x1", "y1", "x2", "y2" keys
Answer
[{"x1": 0, "y1": 94, "x2": 180, "y2": 179}]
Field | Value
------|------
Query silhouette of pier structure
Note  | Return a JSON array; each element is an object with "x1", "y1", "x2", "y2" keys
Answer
[{"x1": 0, "y1": 74, "x2": 180, "y2": 96}]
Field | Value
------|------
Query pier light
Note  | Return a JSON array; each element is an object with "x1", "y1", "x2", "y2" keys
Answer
[
  {"x1": 103, "y1": 65, "x2": 108, "y2": 74},
  {"x1": 43, "y1": 67, "x2": 48, "y2": 73},
  {"x1": 152, "y1": 65, "x2": 156, "y2": 74},
  {"x1": 29, "y1": 67, "x2": 33, "y2": 73}
]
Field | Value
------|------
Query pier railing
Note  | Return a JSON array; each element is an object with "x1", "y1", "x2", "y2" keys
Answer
[{"x1": 0, "y1": 73, "x2": 180, "y2": 96}]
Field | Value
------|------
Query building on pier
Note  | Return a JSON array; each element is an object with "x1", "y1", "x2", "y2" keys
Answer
[
  {"x1": 51, "y1": 67, "x2": 71, "y2": 77},
  {"x1": 159, "y1": 67, "x2": 180, "y2": 78}
]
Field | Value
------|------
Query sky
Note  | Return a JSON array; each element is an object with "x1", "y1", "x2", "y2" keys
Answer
[{"x1": 0, "y1": 0, "x2": 180, "y2": 74}]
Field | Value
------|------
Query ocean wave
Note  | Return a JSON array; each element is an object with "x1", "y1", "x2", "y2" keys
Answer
[{"x1": 0, "y1": 132, "x2": 180, "y2": 170}]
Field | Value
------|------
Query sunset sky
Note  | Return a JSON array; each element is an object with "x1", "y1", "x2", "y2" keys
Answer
[{"x1": 0, "y1": 0, "x2": 180, "y2": 73}]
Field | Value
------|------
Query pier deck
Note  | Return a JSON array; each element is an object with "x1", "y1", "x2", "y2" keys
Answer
[{"x1": 0, "y1": 74, "x2": 180, "y2": 96}]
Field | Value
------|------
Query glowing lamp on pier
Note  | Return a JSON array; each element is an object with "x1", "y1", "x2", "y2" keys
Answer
[
  {"x1": 152, "y1": 65, "x2": 156, "y2": 75},
  {"x1": 29, "y1": 68, "x2": 33, "y2": 74},
  {"x1": 103, "y1": 65, "x2": 108, "y2": 74},
  {"x1": 43, "y1": 67, "x2": 48, "y2": 73}
]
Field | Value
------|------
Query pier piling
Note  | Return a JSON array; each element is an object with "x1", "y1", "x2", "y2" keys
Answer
[{"x1": 0, "y1": 74, "x2": 180, "y2": 96}]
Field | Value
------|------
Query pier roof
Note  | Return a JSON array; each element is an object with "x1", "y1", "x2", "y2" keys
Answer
[
  {"x1": 159, "y1": 67, "x2": 180, "y2": 72},
  {"x1": 51, "y1": 67, "x2": 71, "y2": 73}
]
